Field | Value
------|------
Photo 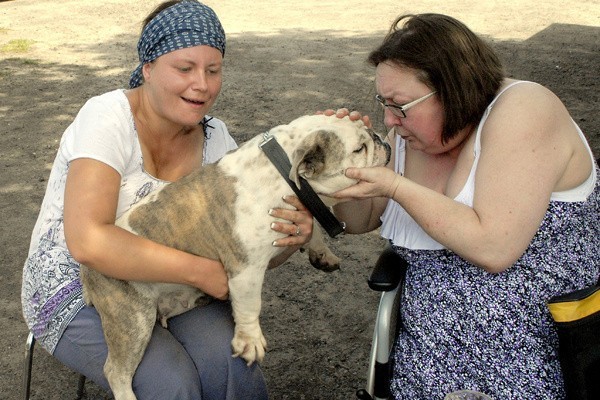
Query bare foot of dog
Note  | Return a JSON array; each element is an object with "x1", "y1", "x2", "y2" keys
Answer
[{"x1": 231, "y1": 326, "x2": 268, "y2": 365}]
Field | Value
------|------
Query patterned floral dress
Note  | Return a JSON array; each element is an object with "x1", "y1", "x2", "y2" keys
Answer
[
  {"x1": 381, "y1": 82, "x2": 600, "y2": 399},
  {"x1": 389, "y1": 184, "x2": 599, "y2": 398}
]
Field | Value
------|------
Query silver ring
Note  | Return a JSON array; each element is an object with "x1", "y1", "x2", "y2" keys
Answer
[{"x1": 295, "y1": 225, "x2": 301, "y2": 236}]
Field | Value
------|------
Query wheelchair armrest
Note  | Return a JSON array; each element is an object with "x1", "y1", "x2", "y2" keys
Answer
[{"x1": 367, "y1": 246, "x2": 408, "y2": 292}]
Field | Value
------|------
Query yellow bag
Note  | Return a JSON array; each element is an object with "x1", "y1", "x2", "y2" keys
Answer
[{"x1": 547, "y1": 283, "x2": 600, "y2": 400}]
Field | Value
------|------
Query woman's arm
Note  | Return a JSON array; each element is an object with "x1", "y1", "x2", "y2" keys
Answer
[
  {"x1": 332, "y1": 198, "x2": 388, "y2": 234},
  {"x1": 65, "y1": 159, "x2": 315, "y2": 295},
  {"x1": 335, "y1": 84, "x2": 586, "y2": 272},
  {"x1": 64, "y1": 158, "x2": 229, "y2": 299}
]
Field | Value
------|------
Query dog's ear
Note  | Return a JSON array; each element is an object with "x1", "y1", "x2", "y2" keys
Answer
[{"x1": 289, "y1": 136, "x2": 327, "y2": 188}]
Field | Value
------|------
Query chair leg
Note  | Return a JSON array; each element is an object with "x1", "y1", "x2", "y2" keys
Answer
[
  {"x1": 23, "y1": 331, "x2": 89, "y2": 400},
  {"x1": 76, "y1": 374, "x2": 86, "y2": 400},
  {"x1": 23, "y1": 332, "x2": 35, "y2": 400}
]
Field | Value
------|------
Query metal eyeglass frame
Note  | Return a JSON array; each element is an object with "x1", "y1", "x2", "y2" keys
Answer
[{"x1": 375, "y1": 91, "x2": 437, "y2": 118}]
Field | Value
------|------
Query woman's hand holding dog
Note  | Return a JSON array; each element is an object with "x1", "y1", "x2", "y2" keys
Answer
[
  {"x1": 269, "y1": 195, "x2": 314, "y2": 247},
  {"x1": 190, "y1": 196, "x2": 313, "y2": 299},
  {"x1": 190, "y1": 257, "x2": 230, "y2": 300},
  {"x1": 335, "y1": 166, "x2": 402, "y2": 200},
  {"x1": 267, "y1": 195, "x2": 314, "y2": 269}
]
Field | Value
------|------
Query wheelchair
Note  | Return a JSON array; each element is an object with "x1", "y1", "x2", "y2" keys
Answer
[{"x1": 356, "y1": 245, "x2": 407, "y2": 400}]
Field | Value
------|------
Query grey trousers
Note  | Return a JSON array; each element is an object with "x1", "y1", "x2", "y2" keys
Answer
[{"x1": 53, "y1": 301, "x2": 268, "y2": 400}]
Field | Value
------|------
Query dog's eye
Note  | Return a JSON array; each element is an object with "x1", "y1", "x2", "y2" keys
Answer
[{"x1": 353, "y1": 144, "x2": 367, "y2": 154}]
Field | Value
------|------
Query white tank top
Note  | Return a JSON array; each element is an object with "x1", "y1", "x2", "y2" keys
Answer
[{"x1": 379, "y1": 81, "x2": 597, "y2": 250}]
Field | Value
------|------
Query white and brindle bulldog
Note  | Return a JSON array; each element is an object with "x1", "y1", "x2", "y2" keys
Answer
[{"x1": 80, "y1": 114, "x2": 391, "y2": 400}]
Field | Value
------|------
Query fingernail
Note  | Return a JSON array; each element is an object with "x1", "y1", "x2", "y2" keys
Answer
[
  {"x1": 272, "y1": 240, "x2": 279, "y2": 247},
  {"x1": 268, "y1": 208, "x2": 275, "y2": 216},
  {"x1": 270, "y1": 222, "x2": 276, "y2": 229}
]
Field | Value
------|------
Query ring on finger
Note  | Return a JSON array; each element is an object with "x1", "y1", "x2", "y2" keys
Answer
[{"x1": 295, "y1": 225, "x2": 301, "y2": 236}]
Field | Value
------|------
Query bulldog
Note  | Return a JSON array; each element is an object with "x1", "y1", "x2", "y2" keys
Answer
[{"x1": 80, "y1": 114, "x2": 391, "y2": 400}]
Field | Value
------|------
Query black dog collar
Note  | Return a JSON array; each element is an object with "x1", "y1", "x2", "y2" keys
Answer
[{"x1": 259, "y1": 133, "x2": 346, "y2": 238}]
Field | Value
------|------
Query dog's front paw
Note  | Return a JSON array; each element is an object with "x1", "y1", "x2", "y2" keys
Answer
[
  {"x1": 308, "y1": 247, "x2": 341, "y2": 272},
  {"x1": 231, "y1": 329, "x2": 267, "y2": 366}
]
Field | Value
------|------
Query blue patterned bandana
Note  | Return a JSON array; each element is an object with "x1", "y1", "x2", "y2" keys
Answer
[{"x1": 129, "y1": 0, "x2": 226, "y2": 88}]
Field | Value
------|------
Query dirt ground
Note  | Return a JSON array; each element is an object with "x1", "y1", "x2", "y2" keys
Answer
[{"x1": 0, "y1": 0, "x2": 598, "y2": 399}]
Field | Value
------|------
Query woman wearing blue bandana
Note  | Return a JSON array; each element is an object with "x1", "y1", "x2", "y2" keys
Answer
[{"x1": 21, "y1": 1, "x2": 309, "y2": 398}]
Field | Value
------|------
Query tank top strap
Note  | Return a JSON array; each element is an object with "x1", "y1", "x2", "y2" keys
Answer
[
  {"x1": 454, "y1": 81, "x2": 537, "y2": 206},
  {"x1": 474, "y1": 80, "x2": 536, "y2": 156}
]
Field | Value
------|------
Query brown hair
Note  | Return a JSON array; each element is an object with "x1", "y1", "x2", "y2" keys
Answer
[
  {"x1": 368, "y1": 14, "x2": 505, "y2": 143},
  {"x1": 142, "y1": 0, "x2": 183, "y2": 29}
]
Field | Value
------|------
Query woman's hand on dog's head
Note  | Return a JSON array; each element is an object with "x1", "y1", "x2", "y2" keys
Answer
[{"x1": 317, "y1": 108, "x2": 372, "y2": 128}]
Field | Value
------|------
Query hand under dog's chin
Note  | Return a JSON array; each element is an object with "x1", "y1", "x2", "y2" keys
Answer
[
  {"x1": 318, "y1": 183, "x2": 359, "y2": 206},
  {"x1": 317, "y1": 194, "x2": 340, "y2": 207}
]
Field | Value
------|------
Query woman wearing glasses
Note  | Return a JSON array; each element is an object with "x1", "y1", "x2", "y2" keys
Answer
[{"x1": 333, "y1": 13, "x2": 599, "y2": 400}]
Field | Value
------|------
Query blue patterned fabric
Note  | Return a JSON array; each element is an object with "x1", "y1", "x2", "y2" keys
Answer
[
  {"x1": 389, "y1": 165, "x2": 600, "y2": 399},
  {"x1": 129, "y1": 0, "x2": 226, "y2": 88}
]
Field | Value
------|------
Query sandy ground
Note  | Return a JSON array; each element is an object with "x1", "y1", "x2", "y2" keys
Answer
[{"x1": 1, "y1": 0, "x2": 598, "y2": 399}]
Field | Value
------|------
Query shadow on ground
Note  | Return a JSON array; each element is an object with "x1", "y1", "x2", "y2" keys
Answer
[{"x1": 1, "y1": 22, "x2": 597, "y2": 399}]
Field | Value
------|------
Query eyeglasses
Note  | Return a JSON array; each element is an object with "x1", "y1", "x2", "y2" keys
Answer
[{"x1": 375, "y1": 91, "x2": 437, "y2": 118}]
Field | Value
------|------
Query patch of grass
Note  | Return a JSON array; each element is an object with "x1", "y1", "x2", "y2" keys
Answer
[
  {"x1": 21, "y1": 58, "x2": 39, "y2": 65},
  {"x1": 0, "y1": 39, "x2": 35, "y2": 53}
]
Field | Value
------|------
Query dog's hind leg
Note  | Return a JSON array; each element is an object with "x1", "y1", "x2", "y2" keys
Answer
[{"x1": 95, "y1": 292, "x2": 156, "y2": 400}]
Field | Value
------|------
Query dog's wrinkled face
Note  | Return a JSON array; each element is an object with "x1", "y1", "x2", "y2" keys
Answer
[{"x1": 283, "y1": 115, "x2": 391, "y2": 201}]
